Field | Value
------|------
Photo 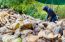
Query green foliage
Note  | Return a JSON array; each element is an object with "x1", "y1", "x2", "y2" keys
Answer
[
  {"x1": 0, "y1": 0, "x2": 65, "y2": 20},
  {"x1": 12, "y1": 0, "x2": 47, "y2": 20}
]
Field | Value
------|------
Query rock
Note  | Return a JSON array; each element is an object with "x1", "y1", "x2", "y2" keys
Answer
[
  {"x1": 37, "y1": 39, "x2": 45, "y2": 42},
  {"x1": 25, "y1": 35, "x2": 39, "y2": 42},
  {"x1": 21, "y1": 30, "x2": 33, "y2": 38},
  {"x1": 13, "y1": 37, "x2": 22, "y2": 42},
  {"x1": 2, "y1": 34, "x2": 16, "y2": 42},
  {"x1": 22, "y1": 38, "x2": 27, "y2": 42},
  {"x1": 21, "y1": 19, "x2": 35, "y2": 29},
  {"x1": 63, "y1": 30, "x2": 65, "y2": 37},
  {"x1": 0, "y1": 34, "x2": 3, "y2": 42},
  {"x1": 14, "y1": 28, "x2": 21, "y2": 37},
  {"x1": 52, "y1": 26, "x2": 61, "y2": 35},
  {"x1": 21, "y1": 14, "x2": 34, "y2": 20},
  {"x1": 0, "y1": 9, "x2": 65, "y2": 42},
  {"x1": 33, "y1": 27, "x2": 42, "y2": 35},
  {"x1": 0, "y1": 26, "x2": 12, "y2": 34},
  {"x1": 38, "y1": 30, "x2": 58, "y2": 39},
  {"x1": 9, "y1": 22, "x2": 20, "y2": 30},
  {"x1": 46, "y1": 22, "x2": 56, "y2": 30},
  {"x1": 61, "y1": 36, "x2": 65, "y2": 42},
  {"x1": 38, "y1": 30, "x2": 50, "y2": 38},
  {"x1": 60, "y1": 20, "x2": 65, "y2": 30}
]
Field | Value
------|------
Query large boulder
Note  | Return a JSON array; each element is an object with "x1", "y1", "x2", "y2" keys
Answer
[{"x1": 38, "y1": 30, "x2": 58, "y2": 39}]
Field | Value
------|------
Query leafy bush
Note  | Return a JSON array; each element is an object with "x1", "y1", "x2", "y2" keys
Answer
[{"x1": 0, "y1": 0, "x2": 65, "y2": 20}]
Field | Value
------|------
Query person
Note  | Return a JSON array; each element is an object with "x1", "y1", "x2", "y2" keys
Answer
[{"x1": 43, "y1": 6, "x2": 58, "y2": 22}]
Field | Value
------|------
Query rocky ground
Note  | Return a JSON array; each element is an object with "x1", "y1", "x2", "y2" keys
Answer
[{"x1": 0, "y1": 9, "x2": 65, "y2": 42}]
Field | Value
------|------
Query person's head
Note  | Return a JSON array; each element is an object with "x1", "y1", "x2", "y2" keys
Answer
[{"x1": 43, "y1": 6, "x2": 49, "y2": 12}]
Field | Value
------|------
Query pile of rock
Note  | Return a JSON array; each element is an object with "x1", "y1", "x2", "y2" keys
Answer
[{"x1": 0, "y1": 9, "x2": 65, "y2": 42}]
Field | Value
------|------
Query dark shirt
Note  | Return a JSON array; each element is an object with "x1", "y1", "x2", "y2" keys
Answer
[
  {"x1": 43, "y1": 6, "x2": 58, "y2": 22},
  {"x1": 47, "y1": 8, "x2": 56, "y2": 17}
]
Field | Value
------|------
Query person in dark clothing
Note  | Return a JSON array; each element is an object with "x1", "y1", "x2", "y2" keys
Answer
[{"x1": 43, "y1": 6, "x2": 58, "y2": 22}]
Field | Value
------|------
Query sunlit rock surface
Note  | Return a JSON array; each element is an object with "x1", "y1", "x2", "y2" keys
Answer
[{"x1": 0, "y1": 9, "x2": 65, "y2": 42}]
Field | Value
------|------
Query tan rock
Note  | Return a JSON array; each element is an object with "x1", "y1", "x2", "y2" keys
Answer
[
  {"x1": 38, "y1": 30, "x2": 58, "y2": 39},
  {"x1": 26, "y1": 35, "x2": 39, "y2": 42}
]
